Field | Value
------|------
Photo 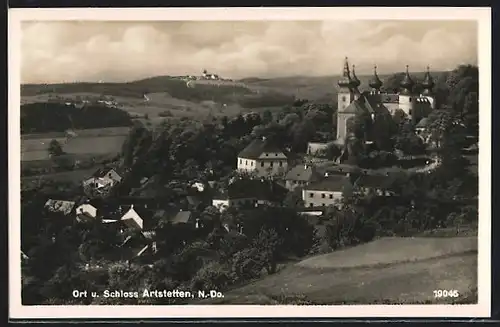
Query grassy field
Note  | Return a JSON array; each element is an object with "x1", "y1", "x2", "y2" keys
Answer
[
  {"x1": 21, "y1": 134, "x2": 127, "y2": 161},
  {"x1": 21, "y1": 168, "x2": 96, "y2": 185},
  {"x1": 198, "y1": 236, "x2": 477, "y2": 305}
]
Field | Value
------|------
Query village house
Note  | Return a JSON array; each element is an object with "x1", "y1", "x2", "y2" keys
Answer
[
  {"x1": 237, "y1": 138, "x2": 288, "y2": 177},
  {"x1": 44, "y1": 199, "x2": 76, "y2": 216},
  {"x1": 284, "y1": 164, "x2": 322, "y2": 191},
  {"x1": 82, "y1": 167, "x2": 123, "y2": 193},
  {"x1": 212, "y1": 178, "x2": 287, "y2": 212},
  {"x1": 75, "y1": 201, "x2": 98, "y2": 222},
  {"x1": 353, "y1": 174, "x2": 394, "y2": 196},
  {"x1": 302, "y1": 174, "x2": 352, "y2": 208}
]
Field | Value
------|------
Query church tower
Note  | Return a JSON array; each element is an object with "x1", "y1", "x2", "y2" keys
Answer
[
  {"x1": 336, "y1": 57, "x2": 356, "y2": 141},
  {"x1": 369, "y1": 65, "x2": 383, "y2": 94},
  {"x1": 398, "y1": 65, "x2": 415, "y2": 118},
  {"x1": 421, "y1": 65, "x2": 436, "y2": 109},
  {"x1": 337, "y1": 57, "x2": 355, "y2": 111}
]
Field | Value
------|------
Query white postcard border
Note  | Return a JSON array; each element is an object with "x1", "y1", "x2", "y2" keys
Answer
[{"x1": 8, "y1": 6, "x2": 492, "y2": 319}]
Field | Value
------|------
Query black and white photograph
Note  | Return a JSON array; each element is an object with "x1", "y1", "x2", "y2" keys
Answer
[{"x1": 9, "y1": 7, "x2": 491, "y2": 319}]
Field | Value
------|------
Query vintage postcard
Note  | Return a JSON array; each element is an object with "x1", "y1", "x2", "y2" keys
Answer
[{"x1": 9, "y1": 7, "x2": 491, "y2": 319}]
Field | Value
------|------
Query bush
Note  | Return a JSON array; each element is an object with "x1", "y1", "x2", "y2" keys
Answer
[{"x1": 190, "y1": 262, "x2": 232, "y2": 291}]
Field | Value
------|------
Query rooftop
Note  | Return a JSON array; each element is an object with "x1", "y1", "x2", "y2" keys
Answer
[
  {"x1": 238, "y1": 138, "x2": 286, "y2": 160},
  {"x1": 285, "y1": 164, "x2": 322, "y2": 182},
  {"x1": 305, "y1": 175, "x2": 351, "y2": 192},
  {"x1": 44, "y1": 199, "x2": 76, "y2": 216}
]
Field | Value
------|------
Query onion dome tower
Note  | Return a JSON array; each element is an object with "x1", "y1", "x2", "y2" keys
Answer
[
  {"x1": 400, "y1": 65, "x2": 414, "y2": 95},
  {"x1": 369, "y1": 65, "x2": 383, "y2": 92},
  {"x1": 337, "y1": 57, "x2": 355, "y2": 89},
  {"x1": 421, "y1": 65, "x2": 435, "y2": 95}
]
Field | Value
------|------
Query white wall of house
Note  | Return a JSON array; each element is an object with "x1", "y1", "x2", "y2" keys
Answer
[
  {"x1": 307, "y1": 142, "x2": 330, "y2": 155},
  {"x1": 237, "y1": 158, "x2": 257, "y2": 172},
  {"x1": 302, "y1": 189, "x2": 342, "y2": 208},
  {"x1": 254, "y1": 159, "x2": 288, "y2": 176},
  {"x1": 213, "y1": 197, "x2": 257, "y2": 212},
  {"x1": 106, "y1": 169, "x2": 122, "y2": 183},
  {"x1": 237, "y1": 151, "x2": 288, "y2": 176},
  {"x1": 285, "y1": 179, "x2": 309, "y2": 191},
  {"x1": 75, "y1": 204, "x2": 97, "y2": 221},
  {"x1": 121, "y1": 207, "x2": 143, "y2": 230}
]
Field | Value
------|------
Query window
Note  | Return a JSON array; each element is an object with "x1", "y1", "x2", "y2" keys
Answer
[
  {"x1": 321, "y1": 193, "x2": 325, "y2": 198},
  {"x1": 309, "y1": 193, "x2": 314, "y2": 198},
  {"x1": 342, "y1": 96, "x2": 346, "y2": 102},
  {"x1": 260, "y1": 162, "x2": 264, "y2": 167},
  {"x1": 245, "y1": 160, "x2": 248, "y2": 165},
  {"x1": 239, "y1": 159, "x2": 242, "y2": 164},
  {"x1": 279, "y1": 161, "x2": 283, "y2": 167},
  {"x1": 275, "y1": 153, "x2": 278, "y2": 156},
  {"x1": 322, "y1": 203, "x2": 326, "y2": 206},
  {"x1": 329, "y1": 194, "x2": 333, "y2": 199},
  {"x1": 309, "y1": 203, "x2": 313, "y2": 208},
  {"x1": 409, "y1": 98, "x2": 412, "y2": 102},
  {"x1": 265, "y1": 153, "x2": 269, "y2": 157},
  {"x1": 270, "y1": 161, "x2": 274, "y2": 167},
  {"x1": 409, "y1": 110, "x2": 412, "y2": 115},
  {"x1": 251, "y1": 161, "x2": 254, "y2": 166}
]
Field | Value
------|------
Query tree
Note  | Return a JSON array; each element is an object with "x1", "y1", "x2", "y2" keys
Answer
[
  {"x1": 48, "y1": 139, "x2": 64, "y2": 156},
  {"x1": 261, "y1": 109, "x2": 274, "y2": 124}
]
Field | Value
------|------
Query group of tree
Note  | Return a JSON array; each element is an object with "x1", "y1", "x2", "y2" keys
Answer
[{"x1": 21, "y1": 102, "x2": 133, "y2": 134}]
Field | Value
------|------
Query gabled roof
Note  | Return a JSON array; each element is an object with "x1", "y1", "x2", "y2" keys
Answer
[
  {"x1": 238, "y1": 138, "x2": 286, "y2": 160},
  {"x1": 91, "y1": 167, "x2": 122, "y2": 179},
  {"x1": 285, "y1": 164, "x2": 322, "y2": 182},
  {"x1": 305, "y1": 175, "x2": 351, "y2": 192},
  {"x1": 171, "y1": 211, "x2": 193, "y2": 224}
]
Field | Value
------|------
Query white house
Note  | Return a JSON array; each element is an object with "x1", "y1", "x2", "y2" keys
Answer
[
  {"x1": 83, "y1": 167, "x2": 122, "y2": 191},
  {"x1": 237, "y1": 138, "x2": 288, "y2": 176},
  {"x1": 212, "y1": 178, "x2": 287, "y2": 212},
  {"x1": 120, "y1": 205, "x2": 144, "y2": 230},
  {"x1": 302, "y1": 175, "x2": 351, "y2": 208},
  {"x1": 75, "y1": 203, "x2": 98, "y2": 222},
  {"x1": 284, "y1": 164, "x2": 322, "y2": 191}
]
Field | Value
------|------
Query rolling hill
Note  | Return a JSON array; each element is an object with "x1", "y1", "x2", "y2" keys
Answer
[
  {"x1": 21, "y1": 70, "x2": 449, "y2": 105},
  {"x1": 196, "y1": 236, "x2": 477, "y2": 305}
]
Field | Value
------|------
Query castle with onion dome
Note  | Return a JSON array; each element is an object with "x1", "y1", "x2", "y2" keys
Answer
[{"x1": 335, "y1": 57, "x2": 436, "y2": 143}]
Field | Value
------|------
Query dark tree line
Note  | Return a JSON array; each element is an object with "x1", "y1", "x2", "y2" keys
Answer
[{"x1": 21, "y1": 103, "x2": 133, "y2": 134}]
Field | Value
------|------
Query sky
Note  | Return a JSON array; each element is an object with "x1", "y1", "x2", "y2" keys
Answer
[{"x1": 20, "y1": 20, "x2": 478, "y2": 84}]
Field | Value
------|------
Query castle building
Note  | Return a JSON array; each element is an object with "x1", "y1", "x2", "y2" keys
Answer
[{"x1": 335, "y1": 57, "x2": 436, "y2": 142}]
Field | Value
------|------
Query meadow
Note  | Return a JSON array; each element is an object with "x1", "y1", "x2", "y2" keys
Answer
[
  {"x1": 21, "y1": 135, "x2": 127, "y2": 161},
  {"x1": 198, "y1": 236, "x2": 477, "y2": 305}
]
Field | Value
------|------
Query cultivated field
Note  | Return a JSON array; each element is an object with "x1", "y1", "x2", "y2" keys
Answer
[
  {"x1": 21, "y1": 127, "x2": 129, "y2": 162},
  {"x1": 199, "y1": 236, "x2": 477, "y2": 305}
]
